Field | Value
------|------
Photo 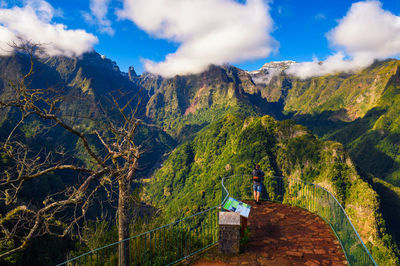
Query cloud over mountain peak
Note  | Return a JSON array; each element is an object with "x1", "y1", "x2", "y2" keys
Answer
[
  {"x1": 287, "y1": 1, "x2": 400, "y2": 79},
  {"x1": 118, "y1": 0, "x2": 278, "y2": 78}
]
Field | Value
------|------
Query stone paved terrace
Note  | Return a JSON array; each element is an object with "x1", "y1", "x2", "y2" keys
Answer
[{"x1": 190, "y1": 201, "x2": 347, "y2": 266}]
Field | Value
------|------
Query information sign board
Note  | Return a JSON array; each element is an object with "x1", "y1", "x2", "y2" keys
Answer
[{"x1": 222, "y1": 197, "x2": 251, "y2": 218}]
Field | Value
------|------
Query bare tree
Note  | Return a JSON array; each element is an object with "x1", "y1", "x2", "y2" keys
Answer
[{"x1": 0, "y1": 41, "x2": 141, "y2": 265}]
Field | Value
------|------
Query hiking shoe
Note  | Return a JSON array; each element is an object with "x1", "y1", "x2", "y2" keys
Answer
[{"x1": 256, "y1": 201, "x2": 260, "y2": 205}]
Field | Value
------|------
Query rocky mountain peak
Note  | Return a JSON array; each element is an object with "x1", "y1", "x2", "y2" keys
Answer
[
  {"x1": 128, "y1": 66, "x2": 138, "y2": 80},
  {"x1": 259, "y1": 60, "x2": 296, "y2": 71},
  {"x1": 249, "y1": 60, "x2": 296, "y2": 85}
]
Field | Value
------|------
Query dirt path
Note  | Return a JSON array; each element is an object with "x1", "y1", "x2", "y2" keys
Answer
[{"x1": 191, "y1": 201, "x2": 347, "y2": 266}]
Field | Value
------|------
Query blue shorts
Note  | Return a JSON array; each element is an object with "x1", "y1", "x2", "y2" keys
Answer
[{"x1": 253, "y1": 184, "x2": 262, "y2": 192}]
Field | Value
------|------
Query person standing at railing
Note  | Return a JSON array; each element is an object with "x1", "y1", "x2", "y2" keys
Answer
[{"x1": 252, "y1": 164, "x2": 265, "y2": 205}]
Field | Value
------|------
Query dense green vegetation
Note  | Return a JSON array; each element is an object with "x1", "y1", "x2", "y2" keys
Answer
[
  {"x1": 2, "y1": 51, "x2": 400, "y2": 264},
  {"x1": 144, "y1": 65, "x2": 282, "y2": 141},
  {"x1": 264, "y1": 60, "x2": 400, "y2": 186},
  {"x1": 251, "y1": 60, "x2": 400, "y2": 263},
  {"x1": 371, "y1": 178, "x2": 400, "y2": 254},
  {"x1": 0, "y1": 52, "x2": 174, "y2": 265},
  {"x1": 145, "y1": 114, "x2": 399, "y2": 265}
]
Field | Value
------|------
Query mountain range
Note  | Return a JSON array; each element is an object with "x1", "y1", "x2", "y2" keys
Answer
[{"x1": 1, "y1": 51, "x2": 400, "y2": 265}]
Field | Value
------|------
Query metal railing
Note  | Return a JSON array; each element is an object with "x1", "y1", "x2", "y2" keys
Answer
[
  {"x1": 59, "y1": 175, "x2": 377, "y2": 265},
  {"x1": 222, "y1": 175, "x2": 377, "y2": 266},
  {"x1": 58, "y1": 205, "x2": 219, "y2": 266}
]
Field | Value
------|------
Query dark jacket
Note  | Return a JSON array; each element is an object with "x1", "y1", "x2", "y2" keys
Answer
[{"x1": 251, "y1": 169, "x2": 265, "y2": 185}]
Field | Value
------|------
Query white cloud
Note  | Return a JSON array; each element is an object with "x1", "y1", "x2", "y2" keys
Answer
[
  {"x1": 287, "y1": 1, "x2": 400, "y2": 79},
  {"x1": 0, "y1": 0, "x2": 98, "y2": 57},
  {"x1": 118, "y1": 0, "x2": 277, "y2": 77},
  {"x1": 84, "y1": 0, "x2": 114, "y2": 35},
  {"x1": 287, "y1": 52, "x2": 375, "y2": 79},
  {"x1": 23, "y1": 0, "x2": 56, "y2": 21}
]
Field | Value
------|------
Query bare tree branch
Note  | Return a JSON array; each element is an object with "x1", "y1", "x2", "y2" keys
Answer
[{"x1": 0, "y1": 40, "x2": 142, "y2": 264}]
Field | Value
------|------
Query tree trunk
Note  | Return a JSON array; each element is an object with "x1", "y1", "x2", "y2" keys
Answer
[{"x1": 118, "y1": 178, "x2": 131, "y2": 266}]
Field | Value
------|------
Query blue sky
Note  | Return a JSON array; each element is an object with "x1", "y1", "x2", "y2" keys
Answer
[{"x1": 1, "y1": 0, "x2": 400, "y2": 76}]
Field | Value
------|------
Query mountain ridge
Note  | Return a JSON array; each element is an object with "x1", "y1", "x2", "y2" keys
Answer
[
  {"x1": 145, "y1": 114, "x2": 399, "y2": 265},
  {"x1": 1, "y1": 52, "x2": 400, "y2": 264}
]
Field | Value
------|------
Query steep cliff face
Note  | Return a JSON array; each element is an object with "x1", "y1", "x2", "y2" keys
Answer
[
  {"x1": 245, "y1": 60, "x2": 400, "y2": 185},
  {"x1": 243, "y1": 60, "x2": 400, "y2": 258},
  {"x1": 250, "y1": 60, "x2": 398, "y2": 119},
  {"x1": 0, "y1": 52, "x2": 148, "y2": 126},
  {"x1": 321, "y1": 67, "x2": 400, "y2": 186},
  {"x1": 143, "y1": 65, "x2": 281, "y2": 139},
  {"x1": 285, "y1": 60, "x2": 399, "y2": 120},
  {"x1": 0, "y1": 52, "x2": 169, "y2": 177}
]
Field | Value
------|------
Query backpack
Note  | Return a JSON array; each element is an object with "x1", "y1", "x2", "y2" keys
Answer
[{"x1": 252, "y1": 169, "x2": 261, "y2": 182}]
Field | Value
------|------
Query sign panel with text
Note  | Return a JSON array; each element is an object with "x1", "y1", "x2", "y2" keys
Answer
[{"x1": 223, "y1": 197, "x2": 251, "y2": 218}]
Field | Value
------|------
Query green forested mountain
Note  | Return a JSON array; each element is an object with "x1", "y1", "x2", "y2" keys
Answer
[
  {"x1": 2, "y1": 51, "x2": 400, "y2": 265},
  {"x1": 145, "y1": 114, "x2": 398, "y2": 265},
  {"x1": 0, "y1": 52, "x2": 176, "y2": 264},
  {"x1": 245, "y1": 60, "x2": 400, "y2": 263},
  {"x1": 0, "y1": 52, "x2": 147, "y2": 123},
  {"x1": 140, "y1": 65, "x2": 283, "y2": 141},
  {"x1": 0, "y1": 52, "x2": 176, "y2": 177},
  {"x1": 254, "y1": 59, "x2": 400, "y2": 186},
  {"x1": 139, "y1": 59, "x2": 400, "y2": 264}
]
